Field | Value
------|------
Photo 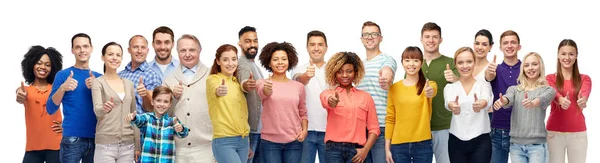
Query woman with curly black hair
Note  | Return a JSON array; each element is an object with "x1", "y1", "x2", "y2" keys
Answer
[{"x1": 16, "y1": 45, "x2": 63, "y2": 163}]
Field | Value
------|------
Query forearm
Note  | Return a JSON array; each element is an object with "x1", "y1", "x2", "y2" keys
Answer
[
  {"x1": 51, "y1": 88, "x2": 66, "y2": 106},
  {"x1": 385, "y1": 139, "x2": 392, "y2": 151},
  {"x1": 301, "y1": 119, "x2": 308, "y2": 131},
  {"x1": 295, "y1": 73, "x2": 311, "y2": 85},
  {"x1": 363, "y1": 133, "x2": 378, "y2": 151},
  {"x1": 142, "y1": 92, "x2": 153, "y2": 112}
]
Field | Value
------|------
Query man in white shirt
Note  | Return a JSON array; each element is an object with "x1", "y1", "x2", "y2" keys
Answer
[
  {"x1": 148, "y1": 26, "x2": 180, "y2": 81},
  {"x1": 292, "y1": 30, "x2": 329, "y2": 163}
]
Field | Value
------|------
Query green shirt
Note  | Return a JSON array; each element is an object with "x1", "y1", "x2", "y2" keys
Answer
[{"x1": 421, "y1": 55, "x2": 458, "y2": 131}]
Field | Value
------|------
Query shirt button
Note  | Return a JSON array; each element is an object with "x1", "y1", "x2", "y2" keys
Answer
[
  {"x1": 187, "y1": 113, "x2": 191, "y2": 116},
  {"x1": 188, "y1": 143, "x2": 191, "y2": 146},
  {"x1": 187, "y1": 98, "x2": 190, "y2": 101}
]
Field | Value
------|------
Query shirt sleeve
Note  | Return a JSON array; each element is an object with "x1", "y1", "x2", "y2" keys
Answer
[
  {"x1": 206, "y1": 75, "x2": 220, "y2": 99},
  {"x1": 443, "y1": 83, "x2": 455, "y2": 111},
  {"x1": 292, "y1": 64, "x2": 307, "y2": 81},
  {"x1": 503, "y1": 86, "x2": 517, "y2": 109},
  {"x1": 480, "y1": 82, "x2": 494, "y2": 110},
  {"x1": 297, "y1": 84, "x2": 308, "y2": 120},
  {"x1": 538, "y1": 86, "x2": 557, "y2": 110},
  {"x1": 131, "y1": 114, "x2": 148, "y2": 128},
  {"x1": 145, "y1": 73, "x2": 162, "y2": 90},
  {"x1": 382, "y1": 55, "x2": 398, "y2": 80},
  {"x1": 237, "y1": 65, "x2": 252, "y2": 93},
  {"x1": 580, "y1": 74, "x2": 592, "y2": 98},
  {"x1": 47, "y1": 70, "x2": 66, "y2": 115},
  {"x1": 366, "y1": 95, "x2": 381, "y2": 137},
  {"x1": 91, "y1": 79, "x2": 106, "y2": 117},
  {"x1": 256, "y1": 79, "x2": 268, "y2": 99},
  {"x1": 385, "y1": 84, "x2": 396, "y2": 139},
  {"x1": 174, "y1": 118, "x2": 190, "y2": 138},
  {"x1": 320, "y1": 89, "x2": 333, "y2": 110}
]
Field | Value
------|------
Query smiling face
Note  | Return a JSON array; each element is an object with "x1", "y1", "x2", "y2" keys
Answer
[
  {"x1": 361, "y1": 26, "x2": 382, "y2": 50},
  {"x1": 455, "y1": 51, "x2": 475, "y2": 77},
  {"x1": 307, "y1": 36, "x2": 327, "y2": 63},
  {"x1": 239, "y1": 31, "x2": 259, "y2": 59},
  {"x1": 34, "y1": 54, "x2": 51, "y2": 80},
  {"x1": 473, "y1": 35, "x2": 492, "y2": 59},
  {"x1": 269, "y1": 50, "x2": 289, "y2": 74},
  {"x1": 128, "y1": 36, "x2": 149, "y2": 64},
  {"x1": 177, "y1": 38, "x2": 201, "y2": 69},
  {"x1": 152, "y1": 93, "x2": 172, "y2": 115},
  {"x1": 403, "y1": 58, "x2": 422, "y2": 76},
  {"x1": 336, "y1": 63, "x2": 355, "y2": 87},
  {"x1": 71, "y1": 37, "x2": 93, "y2": 62},
  {"x1": 500, "y1": 35, "x2": 521, "y2": 58},
  {"x1": 102, "y1": 45, "x2": 123, "y2": 71},
  {"x1": 421, "y1": 30, "x2": 442, "y2": 54},
  {"x1": 217, "y1": 50, "x2": 238, "y2": 76},
  {"x1": 558, "y1": 45, "x2": 577, "y2": 69},
  {"x1": 153, "y1": 32, "x2": 174, "y2": 61},
  {"x1": 523, "y1": 55, "x2": 541, "y2": 79}
]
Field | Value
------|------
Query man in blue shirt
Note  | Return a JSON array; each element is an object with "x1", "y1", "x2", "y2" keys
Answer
[
  {"x1": 47, "y1": 33, "x2": 102, "y2": 163},
  {"x1": 148, "y1": 26, "x2": 179, "y2": 81}
]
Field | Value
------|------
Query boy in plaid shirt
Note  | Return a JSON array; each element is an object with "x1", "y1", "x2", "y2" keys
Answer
[{"x1": 127, "y1": 86, "x2": 189, "y2": 163}]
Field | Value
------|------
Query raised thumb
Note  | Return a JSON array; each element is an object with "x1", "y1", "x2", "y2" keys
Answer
[
  {"x1": 173, "y1": 117, "x2": 179, "y2": 124},
  {"x1": 249, "y1": 72, "x2": 254, "y2": 80}
]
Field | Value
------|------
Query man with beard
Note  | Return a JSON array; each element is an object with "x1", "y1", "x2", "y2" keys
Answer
[
  {"x1": 148, "y1": 26, "x2": 180, "y2": 81},
  {"x1": 236, "y1": 26, "x2": 263, "y2": 163}
]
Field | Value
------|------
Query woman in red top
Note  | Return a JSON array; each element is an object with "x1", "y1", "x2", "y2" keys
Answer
[
  {"x1": 546, "y1": 39, "x2": 591, "y2": 163},
  {"x1": 16, "y1": 45, "x2": 64, "y2": 163}
]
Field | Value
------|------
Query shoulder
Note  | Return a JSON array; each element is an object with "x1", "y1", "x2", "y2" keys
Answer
[
  {"x1": 581, "y1": 74, "x2": 591, "y2": 80},
  {"x1": 290, "y1": 80, "x2": 304, "y2": 88}
]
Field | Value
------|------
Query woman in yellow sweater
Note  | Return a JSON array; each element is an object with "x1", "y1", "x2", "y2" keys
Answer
[{"x1": 385, "y1": 46, "x2": 437, "y2": 163}]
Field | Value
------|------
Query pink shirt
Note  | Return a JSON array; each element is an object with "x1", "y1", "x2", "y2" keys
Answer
[
  {"x1": 257, "y1": 79, "x2": 308, "y2": 143},
  {"x1": 320, "y1": 87, "x2": 380, "y2": 146},
  {"x1": 546, "y1": 74, "x2": 592, "y2": 132}
]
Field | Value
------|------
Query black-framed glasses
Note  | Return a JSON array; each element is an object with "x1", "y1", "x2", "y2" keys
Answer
[{"x1": 361, "y1": 32, "x2": 381, "y2": 39}]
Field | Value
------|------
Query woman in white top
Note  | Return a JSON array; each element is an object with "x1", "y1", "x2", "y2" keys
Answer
[
  {"x1": 444, "y1": 47, "x2": 493, "y2": 163},
  {"x1": 472, "y1": 29, "x2": 495, "y2": 119}
]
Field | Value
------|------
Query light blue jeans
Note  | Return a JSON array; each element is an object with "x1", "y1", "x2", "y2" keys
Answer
[
  {"x1": 432, "y1": 129, "x2": 450, "y2": 163},
  {"x1": 212, "y1": 136, "x2": 250, "y2": 163},
  {"x1": 510, "y1": 143, "x2": 549, "y2": 163},
  {"x1": 301, "y1": 131, "x2": 326, "y2": 163}
]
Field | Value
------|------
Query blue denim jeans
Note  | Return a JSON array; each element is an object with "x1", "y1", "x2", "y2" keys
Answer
[
  {"x1": 261, "y1": 139, "x2": 303, "y2": 163},
  {"x1": 510, "y1": 143, "x2": 549, "y2": 163},
  {"x1": 365, "y1": 127, "x2": 385, "y2": 163},
  {"x1": 59, "y1": 136, "x2": 95, "y2": 163},
  {"x1": 325, "y1": 141, "x2": 360, "y2": 163},
  {"x1": 248, "y1": 133, "x2": 261, "y2": 163},
  {"x1": 491, "y1": 128, "x2": 511, "y2": 163},
  {"x1": 301, "y1": 131, "x2": 326, "y2": 163},
  {"x1": 213, "y1": 136, "x2": 250, "y2": 163},
  {"x1": 390, "y1": 139, "x2": 433, "y2": 163}
]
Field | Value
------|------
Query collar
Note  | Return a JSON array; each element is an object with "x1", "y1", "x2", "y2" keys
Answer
[
  {"x1": 125, "y1": 62, "x2": 149, "y2": 72},
  {"x1": 217, "y1": 72, "x2": 238, "y2": 82},
  {"x1": 183, "y1": 64, "x2": 199, "y2": 73},
  {"x1": 149, "y1": 111, "x2": 170, "y2": 120},
  {"x1": 500, "y1": 60, "x2": 522, "y2": 69},
  {"x1": 151, "y1": 58, "x2": 178, "y2": 66},
  {"x1": 334, "y1": 86, "x2": 357, "y2": 93}
]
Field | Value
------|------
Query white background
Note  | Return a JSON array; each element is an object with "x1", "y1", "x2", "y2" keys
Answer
[{"x1": 1, "y1": 0, "x2": 598, "y2": 162}]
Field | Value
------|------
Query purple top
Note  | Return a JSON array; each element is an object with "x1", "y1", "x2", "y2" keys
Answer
[{"x1": 490, "y1": 60, "x2": 521, "y2": 130}]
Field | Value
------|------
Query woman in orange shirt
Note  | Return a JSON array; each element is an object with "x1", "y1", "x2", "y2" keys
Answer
[
  {"x1": 320, "y1": 51, "x2": 380, "y2": 163},
  {"x1": 16, "y1": 45, "x2": 64, "y2": 163}
]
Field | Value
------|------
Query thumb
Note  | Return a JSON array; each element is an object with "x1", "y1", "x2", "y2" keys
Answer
[
  {"x1": 138, "y1": 76, "x2": 144, "y2": 85},
  {"x1": 446, "y1": 64, "x2": 450, "y2": 71},
  {"x1": 335, "y1": 91, "x2": 339, "y2": 99},
  {"x1": 20, "y1": 81, "x2": 26, "y2": 92},
  {"x1": 110, "y1": 97, "x2": 114, "y2": 103},
  {"x1": 309, "y1": 59, "x2": 314, "y2": 66},
  {"x1": 249, "y1": 72, "x2": 254, "y2": 80},
  {"x1": 179, "y1": 80, "x2": 183, "y2": 86},
  {"x1": 425, "y1": 79, "x2": 430, "y2": 87},
  {"x1": 89, "y1": 70, "x2": 95, "y2": 78},
  {"x1": 222, "y1": 79, "x2": 225, "y2": 85},
  {"x1": 493, "y1": 54, "x2": 497, "y2": 63},
  {"x1": 524, "y1": 92, "x2": 529, "y2": 99},
  {"x1": 499, "y1": 93, "x2": 504, "y2": 102},
  {"x1": 69, "y1": 70, "x2": 74, "y2": 78},
  {"x1": 565, "y1": 92, "x2": 570, "y2": 100},
  {"x1": 173, "y1": 117, "x2": 179, "y2": 124},
  {"x1": 474, "y1": 93, "x2": 478, "y2": 101}
]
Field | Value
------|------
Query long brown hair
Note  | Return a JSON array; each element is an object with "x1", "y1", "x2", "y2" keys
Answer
[
  {"x1": 555, "y1": 39, "x2": 581, "y2": 94},
  {"x1": 210, "y1": 44, "x2": 239, "y2": 77},
  {"x1": 402, "y1": 46, "x2": 426, "y2": 95}
]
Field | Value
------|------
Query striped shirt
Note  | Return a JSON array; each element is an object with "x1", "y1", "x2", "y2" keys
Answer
[
  {"x1": 357, "y1": 53, "x2": 397, "y2": 127},
  {"x1": 118, "y1": 62, "x2": 162, "y2": 114},
  {"x1": 131, "y1": 112, "x2": 189, "y2": 163}
]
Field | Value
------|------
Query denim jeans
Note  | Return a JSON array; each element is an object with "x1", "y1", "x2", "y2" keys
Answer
[
  {"x1": 301, "y1": 131, "x2": 326, "y2": 163},
  {"x1": 325, "y1": 141, "x2": 361, "y2": 163},
  {"x1": 448, "y1": 133, "x2": 491, "y2": 163},
  {"x1": 432, "y1": 129, "x2": 450, "y2": 163},
  {"x1": 365, "y1": 127, "x2": 385, "y2": 163},
  {"x1": 213, "y1": 136, "x2": 250, "y2": 163},
  {"x1": 390, "y1": 139, "x2": 433, "y2": 163},
  {"x1": 248, "y1": 133, "x2": 261, "y2": 163},
  {"x1": 261, "y1": 139, "x2": 303, "y2": 163},
  {"x1": 510, "y1": 143, "x2": 549, "y2": 163},
  {"x1": 23, "y1": 150, "x2": 59, "y2": 163},
  {"x1": 491, "y1": 128, "x2": 510, "y2": 163},
  {"x1": 60, "y1": 136, "x2": 95, "y2": 163}
]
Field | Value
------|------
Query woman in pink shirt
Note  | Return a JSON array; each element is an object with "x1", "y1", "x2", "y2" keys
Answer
[
  {"x1": 320, "y1": 51, "x2": 380, "y2": 163},
  {"x1": 546, "y1": 39, "x2": 591, "y2": 163},
  {"x1": 256, "y1": 42, "x2": 308, "y2": 163}
]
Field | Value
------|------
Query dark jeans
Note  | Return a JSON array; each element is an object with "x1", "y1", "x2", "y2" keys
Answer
[
  {"x1": 325, "y1": 141, "x2": 362, "y2": 163},
  {"x1": 23, "y1": 150, "x2": 59, "y2": 163},
  {"x1": 301, "y1": 131, "x2": 326, "y2": 163},
  {"x1": 248, "y1": 133, "x2": 262, "y2": 163},
  {"x1": 365, "y1": 127, "x2": 385, "y2": 163},
  {"x1": 390, "y1": 139, "x2": 433, "y2": 163},
  {"x1": 261, "y1": 139, "x2": 303, "y2": 163},
  {"x1": 491, "y1": 128, "x2": 510, "y2": 163},
  {"x1": 60, "y1": 136, "x2": 95, "y2": 163},
  {"x1": 448, "y1": 133, "x2": 491, "y2": 163}
]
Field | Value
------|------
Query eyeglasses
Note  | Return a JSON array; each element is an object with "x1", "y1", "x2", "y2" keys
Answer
[{"x1": 361, "y1": 32, "x2": 381, "y2": 39}]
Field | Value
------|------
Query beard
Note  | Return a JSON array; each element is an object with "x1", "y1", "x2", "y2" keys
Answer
[
  {"x1": 244, "y1": 47, "x2": 258, "y2": 59},
  {"x1": 155, "y1": 49, "x2": 171, "y2": 61}
]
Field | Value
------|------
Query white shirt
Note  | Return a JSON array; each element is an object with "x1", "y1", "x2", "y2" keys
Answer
[
  {"x1": 292, "y1": 62, "x2": 329, "y2": 132},
  {"x1": 444, "y1": 79, "x2": 493, "y2": 141}
]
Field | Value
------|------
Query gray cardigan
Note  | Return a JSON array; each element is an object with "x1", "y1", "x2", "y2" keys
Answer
[{"x1": 503, "y1": 85, "x2": 556, "y2": 144}]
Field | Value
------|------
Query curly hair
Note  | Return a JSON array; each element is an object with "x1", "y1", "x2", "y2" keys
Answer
[
  {"x1": 258, "y1": 42, "x2": 298, "y2": 72},
  {"x1": 324, "y1": 52, "x2": 364, "y2": 86},
  {"x1": 21, "y1": 45, "x2": 63, "y2": 85}
]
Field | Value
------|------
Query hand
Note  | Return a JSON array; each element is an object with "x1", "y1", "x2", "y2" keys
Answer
[
  {"x1": 244, "y1": 72, "x2": 256, "y2": 91},
  {"x1": 306, "y1": 59, "x2": 316, "y2": 78},
  {"x1": 126, "y1": 113, "x2": 136, "y2": 122},
  {"x1": 134, "y1": 151, "x2": 141, "y2": 163},
  {"x1": 577, "y1": 92, "x2": 587, "y2": 110},
  {"x1": 51, "y1": 121, "x2": 62, "y2": 133},
  {"x1": 493, "y1": 93, "x2": 506, "y2": 110},
  {"x1": 378, "y1": 69, "x2": 390, "y2": 90},
  {"x1": 472, "y1": 93, "x2": 487, "y2": 113},
  {"x1": 424, "y1": 79, "x2": 434, "y2": 98},
  {"x1": 16, "y1": 81, "x2": 27, "y2": 104},
  {"x1": 137, "y1": 77, "x2": 148, "y2": 97},
  {"x1": 248, "y1": 149, "x2": 254, "y2": 159},
  {"x1": 352, "y1": 148, "x2": 368, "y2": 163},
  {"x1": 522, "y1": 92, "x2": 538, "y2": 109},
  {"x1": 103, "y1": 97, "x2": 115, "y2": 113},
  {"x1": 60, "y1": 71, "x2": 78, "y2": 92},
  {"x1": 328, "y1": 91, "x2": 340, "y2": 107},
  {"x1": 85, "y1": 70, "x2": 95, "y2": 89},
  {"x1": 216, "y1": 79, "x2": 228, "y2": 97},
  {"x1": 296, "y1": 129, "x2": 308, "y2": 142},
  {"x1": 449, "y1": 96, "x2": 460, "y2": 115},
  {"x1": 487, "y1": 55, "x2": 498, "y2": 76},
  {"x1": 173, "y1": 80, "x2": 184, "y2": 99},
  {"x1": 385, "y1": 150, "x2": 394, "y2": 163},
  {"x1": 558, "y1": 92, "x2": 571, "y2": 110},
  {"x1": 444, "y1": 64, "x2": 457, "y2": 83},
  {"x1": 263, "y1": 74, "x2": 273, "y2": 95},
  {"x1": 173, "y1": 117, "x2": 183, "y2": 132}
]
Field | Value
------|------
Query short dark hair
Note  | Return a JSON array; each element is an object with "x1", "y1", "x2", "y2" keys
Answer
[
  {"x1": 475, "y1": 29, "x2": 494, "y2": 45},
  {"x1": 238, "y1": 26, "x2": 256, "y2": 39},
  {"x1": 362, "y1": 21, "x2": 382, "y2": 34},
  {"x1": 421, "y1": 22, "x2": 442, "y2": 36},
  {"x1": 71, "y1": 33, "x2": 92, "y2": 48},
  {"x1": 152, "y1": 85, "x2": 173, "y2": 101},
  {"x1": 259, "y1": 42, "x2": 299, "y2": 72},
  {"x1": 152, "y1": 26, "x2": 174, "y2": 43},
  {"x1": 500, "y1": 30, "x2": 520, "y2": 44},
  {"x1": 21, "y1": 45, "x2": 63, "y2": 84},
  {"x1": 306, "y1": 30, "x2": 328, "y2": 46}
]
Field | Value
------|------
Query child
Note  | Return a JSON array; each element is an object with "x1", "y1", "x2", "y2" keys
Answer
[{"x1": 126, "y1": 85, "x2": 189, "y2": 163}]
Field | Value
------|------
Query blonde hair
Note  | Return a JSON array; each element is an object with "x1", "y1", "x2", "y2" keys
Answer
[{"x1": 517, "y1": 52, "x2": 547, "y2": 90}]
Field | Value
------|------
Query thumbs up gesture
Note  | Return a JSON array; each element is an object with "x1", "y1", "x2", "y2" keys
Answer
[
  {"x1": 16, "y1": 81, "x2": 27, "y2": 104},
  {"x1": 472, "y1": 93, "x2": 487, "y2": 113},
  {"x1": 328, "y1": 90, "x2": 340, "y2": 108},
  {"x1": 173, "y1": 117, "x2": 183, "y2": 132},
  {"x1": 493, "y1": 93, "x2": 507, "y2": 110},
  {"x1": 126, "y1": 112, "x2": 136, "y2": 122},
  {"x1": 85, "y1": 70, "x2": 96, "y2": 89},
  {"x1": 137, "y1": 77, "x2": 148, "y2": 97},
  {"x1": 559, "y1": 92, "x2": 572, "y2": 110},
  {"x1": 522, "y1": 92, "x2": 539, "y2": 109},
  {"x1": 577, "y1": 92, "x2": 587, "y2": 110},
  {"x1": 306, "y1": 59, "x2": 316, "y2": 78},
  {"x1": 216, "y1": 79, "x2": 228, "y2": 97},
  {"x1": 444, "y1": 64, "x2": 457, "y2": 83},
  {"x1": 60, "y1": 71, "x2": 78, "y2": 92},
  {"x1": 263, "y1": 74, "x2": 274, "y2": 96},
  {"x1": 244, "y1": 72, "x2": 257, "y2": 91},
  {"x1": 424, "y1": 79, "x2": 434, "y2": 98},
  {"x1": 448, "y1": 96, "x2": 461, "y2": 115},
  {"x1": 103, "y1": 97, "x2": 115, "y2": 113},
  {"x1": 173, "y1": 80, "x2": 184, "y2": 100},
  {"x1": 378, "y1": 69, "x2": 390, "y2": 90},
  {"x1": 487, "y1": 55, "x2": 498, "y2": 75}
]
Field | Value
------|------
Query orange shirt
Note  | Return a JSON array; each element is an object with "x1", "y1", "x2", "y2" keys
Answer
[
  {"x1": 320, "y1": 87, "x2": 380, "y2": 146},
  {"x1": 24, "y1": 84, "x2": 62, "y2": 151}
]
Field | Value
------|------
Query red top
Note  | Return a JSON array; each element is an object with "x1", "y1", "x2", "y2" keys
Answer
[
  {"x1": 24, "y1": 84, "x2": 62, "y2": 151},
  {"x1": 546, "y1": 74, "x2": 592, "y2": 132}
]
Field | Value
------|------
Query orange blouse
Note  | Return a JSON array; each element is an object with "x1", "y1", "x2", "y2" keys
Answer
[{"x1": 24, "y1": 84, "x2": 62, "y2": 151}]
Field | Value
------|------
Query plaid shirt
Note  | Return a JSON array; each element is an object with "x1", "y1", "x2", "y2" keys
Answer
[
  {"x1": 118, "y1": 62, "x2": 162, "y2": 113},
  {"x1": 131, "y1": 112, "x2": 189, "y2": 163}
]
